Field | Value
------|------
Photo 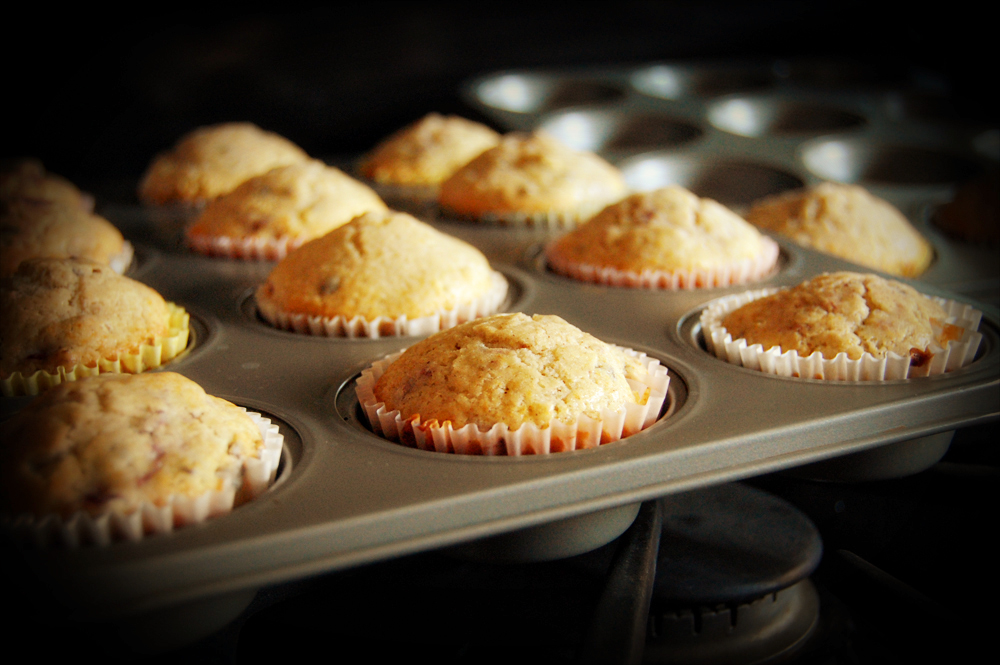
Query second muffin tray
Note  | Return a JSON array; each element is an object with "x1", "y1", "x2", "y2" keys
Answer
[{"x1": 7, "y1": 59, "x2": 999, "y2": 642}]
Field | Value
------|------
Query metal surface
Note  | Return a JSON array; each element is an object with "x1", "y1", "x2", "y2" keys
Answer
[{"x1": 5, "y1": 61, "x2": 998, "y2": 629}]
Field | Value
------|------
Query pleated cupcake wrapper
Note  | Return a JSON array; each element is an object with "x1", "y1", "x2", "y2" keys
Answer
[
  {"x1": 108, "y1": 241, "x2": 135, "y2": 275},
  {"x1": 438, "y1": 205, "x2": 594, "y2": 229},
  {"x1": 256, "y1": 271, "x2": 508, "y2": 339},
  {"x1": 1, "y1": 303, "x2": 191, "y2": 397},
  {"x1": 186, "y1": 232, "x2": 305, "y2": 261},
  {"x1": 546, "y1": 236, "x2": 780, "y2": 290},
  {"x1": 356, "y1": 347, "x2": 670, "y2": 455},
  {"x1": 700, "y1": 288, "x2": 984, "y2": 381},
  {"x1": 2, "y1": 410, "x2": 283, "y2": 549}
]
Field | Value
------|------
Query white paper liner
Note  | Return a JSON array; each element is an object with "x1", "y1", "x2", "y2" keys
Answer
[
  {"x1": 186, "y1": 232, "x2": 304, "y2": 261},
  {"x1": 700, "y1": 287, "x2": 984, "y2": 381},
  {"x1": 1, "y1": 303, "x2": 191, "y2": 397},
  {"x1": 256, "y1": 271, "x2": 508, "y2": 339},
  {"x1": 546, "y1": 236, "x2": 780, "y2": 289},
  {"x1": 356, "y1": 346, "x2": 670, "y2": 455},
  {"x1": 1, "y1": 410, "x2": 283, "y2": 548}
]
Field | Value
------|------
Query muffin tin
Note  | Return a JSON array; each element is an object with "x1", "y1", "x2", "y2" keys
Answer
[{"x1": 4, "y1": 60, "x2": 998, "y2": 645}]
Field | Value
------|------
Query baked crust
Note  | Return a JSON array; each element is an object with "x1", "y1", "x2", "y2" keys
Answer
[
  {"x1": 438, "y1": 132, "x2": 628, "y2": 223},
  {"x1": 257, "y1": 210, "x2": 495, "y2": 321},
  {"x1": 720, "y1": 271, "x2": 948, "y2": 360},
  {"x1": 138, "y1": 122, "x2": 310, "y2": 205},
  {"x1": 746, "y1": 182, "x2": 934, "y2": 277},
  {"x1": 372, "y1": 312, "x2": 645, "y2": 431},
  {"x1": 359, "y1": 113, "x2": 501, "y2": 186}
]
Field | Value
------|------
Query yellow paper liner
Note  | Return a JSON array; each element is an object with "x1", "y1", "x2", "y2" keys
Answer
[
  {"x1": 256, "y1": 271, "x2": 508, "y2": 339},
  {"x1": 700, "y1": 288, "x2": 983, "y2": 381},
  {"x1": 1, "y1": 410, "x2": 283, "y2": 548},
  {"x1": 1, "y1": 302, "x2": 191, "y2": 397},
  {"x1": 545, "y1": 236, "x2": 780, "y2": 289},
  {"x1": 356, "y1": 346, "x2": 670, "y2": 455}
]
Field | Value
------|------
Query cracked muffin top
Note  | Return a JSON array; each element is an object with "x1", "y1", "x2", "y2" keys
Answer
[
  {"x1": 547, "y1": 186, "x2": 775, "y2": 272},
  {"x1": 438, "y1": 132, "x2": 628, "y2": 224},
  {"x1": 138, "y1": 122, "x2": 310, "y2": 206},
  {"x1": 1, "y1": 257, "x2": 173, "y2": 377},
  {"x1": 745, "y1": 182, "x2": 934, "y2": 277},
  {"x1": 720, "y1": 272, "x2": 949, "y2": 361},
  {"x1": 373, "y1": 312, "x2": 646, "y2": 431},
  {"x1": 358, "y1": 113, "x2": 501, "y2": 186},
  {"x1": 256, "y1": 210, "x2": 496, "y2": 321},
  {"x1": 0, "y1": 371, "x2": 263, "y2": 519},
  {"x1": 187, "y1": 160, "x2": 387, "y2": 243},
  {"x1": 1, "y1": 198, "x2": 127, "y2": 277}
]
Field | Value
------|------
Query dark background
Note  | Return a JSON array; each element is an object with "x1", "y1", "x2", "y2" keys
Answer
[{"x1": 3, "y1": 2, "x2": 995, "y2": 190}]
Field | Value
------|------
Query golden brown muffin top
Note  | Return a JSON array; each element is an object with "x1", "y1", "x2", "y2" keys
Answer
[
  {"x1": 0, "y1": 198, "x2": 126, "y2": 277},
  {"x1": 138, "y1": 122, "x2": 310, "y2": 206},
  {"x1": 0, "y1": 159, "x2": 93, "y2": 211},
  {"x1": 721, "y1": 272, "x2": 948, "y2": 361},
  {"x1": 187, "y1": 160, "x2": 387, "y2": 242},
  {"x1": 746, "y1": 182, "x2": 934, "y2": 277},
  {"x1": 358, "y1": 113, "x2": 501, "y2": 186},
  {"x1": 438, "y1": 131, "x2": 628, "y2": 221},
  {"x1": 373, "y1": 312, "x2": 645, "y2": 431},
  {"x1": 0, "y1": 258, "x2": 172, "y2": 377},
  {"x1": 257, "y1": 210, "x2": 495, "y2": 321},
  {"x1": 547, "y1": 186, "x2": 773, "y2": 272},
  {"x1": 0, "y1": 372, "x2": 263, "y2": 519}
]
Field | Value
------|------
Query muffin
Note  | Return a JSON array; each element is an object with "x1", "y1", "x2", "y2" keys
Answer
[
  {"x1": 359, "y1": 113, "x2": 501, "y2": 189},
  {"x1": 438, "y1": 131, "x2": 629, "y2": 227},
  {"x1": 0, "y1": 372, "x2": 282, "y2": 546},
  {"x1": 186, "y1": 160, "x2": 388, "y2": 260},
  {"x1": 701, "y1": 272, "x2": 982, "y2": 380},
  {"x1": 1, "y1": 159, "x2": 94, "y2": 212},
  {"x1": 1, "y1": 257, "x2": 189, "y2": 396},
  {"x1": 357, "y1": 313, "x2": 670, "y2": 455},
  {"x1": 138, "y1": 122, "x2": 310, "y2": 206},
  {"x1": 0, "y1": 197, "x2": 132, "y2": 277},
  {"x1": 745, "y1": 182, "x2": 934, "y2": 277},
  {"x1": 546, "y1": 186, "x2": 779, "y2": 288},
  {"x1": 256, "y1": 210, "x2": 507, "y2": 337}
]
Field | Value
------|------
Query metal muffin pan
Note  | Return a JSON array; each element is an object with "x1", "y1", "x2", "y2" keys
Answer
[{"x1": 6, "y1": 61, "x2": 999, "y2": 642}]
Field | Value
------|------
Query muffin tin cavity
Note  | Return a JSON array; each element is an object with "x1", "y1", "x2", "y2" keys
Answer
[
  {"x1": 335, "y1": 354, "x2": 687, "y2": 457},
  {"x1": 618, "y1": 154, "x2": 803, "y2": 207},
  {"x1": 802, "y1": 139, "x2": 983, "y2": 185},
  {"x1": 472, "y1": 73, "x2": 626, "y2": 114},
  {"x1": 631, "y1": 63, "x2": 773, "y2": 99},
  {"x1": 539, "y1": 110, "x2": 702, "y2": 153},
  {"x1": 707, "y1": 97, "x2": 866, "y2": 137}
]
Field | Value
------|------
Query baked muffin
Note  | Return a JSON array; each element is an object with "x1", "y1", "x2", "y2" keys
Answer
[
  {"x1": 701, "y1": 272, "x2": 982, "y2": 380},
  {"x1": 1, "y1": 159, "x2": 94, "y2": 212},
  {"x1": 1, "y1": 257, "x2": 189, "y2": 395},
  {"x1": 357, "y1": 312, "x2": 670, "y2": 455},
  {"x1": 186, "y1": 160, "x2": 388, "y2": 260},
  {"x1": 438, "y1": 131, "x2": 629, "y2": 227},
  {"x1": 0, "y1": 372, "x2": 282, "y2": 545},
  {"x1": 256, "y1": 210, "x2": 506, "y2": 337},
  {"x1": 546, "y1": 186, "x2": 779, "y2": 288},
  {"x1": 745, "y1": 182, "x2": 934, "y2": 277},
  {"x1": 138, "y1": 122, "x2": 310, "y2": 206},
  {"x1": 358, "y1": 113, "x2": 501, "y2": 188},
  {"x1": 0, "y1": 197, "x2": 132, "y2": 277}
]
